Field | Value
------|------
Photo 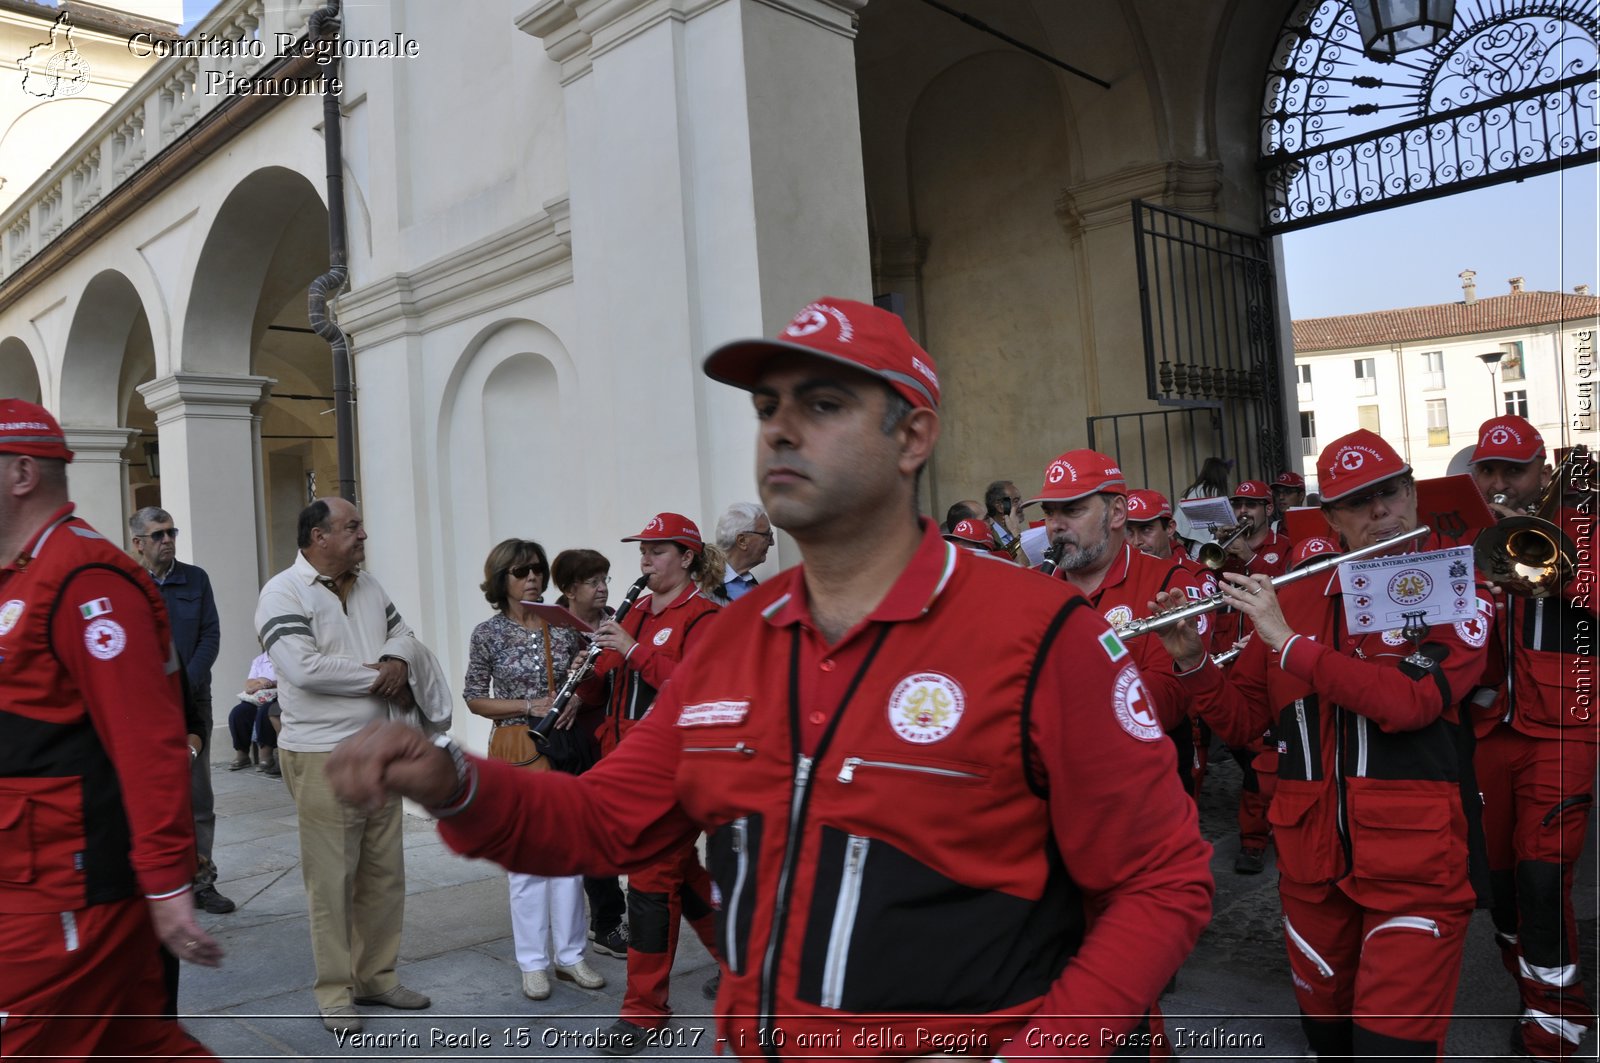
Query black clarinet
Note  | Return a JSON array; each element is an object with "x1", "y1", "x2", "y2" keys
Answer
[
  {"x1": 1036, "y1": 539, "x2": 1067, "y2": 577},
  {"x1": 530, "y1": 574, "x2": 650, "y2": 745}
]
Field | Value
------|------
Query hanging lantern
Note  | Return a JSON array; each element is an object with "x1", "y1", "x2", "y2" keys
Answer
[{"x1": 1349, "y1": 0, "x2": 1456, "y2": 57}]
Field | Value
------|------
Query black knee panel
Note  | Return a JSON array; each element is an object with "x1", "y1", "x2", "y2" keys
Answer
[
  {"x1": 1489, "y1": 867, "x2": 1518, "y2": 935},
  {"x1": 679, "y1": 881, "x2": 713, "y2": 923},
  {"x1": 1516, "y1": 859, "x2": 1566, "y2": 967},
  {"x1": 627, "y1": 888, "x2": 671, "y2": 953},
  {"x1": 1300, "y1": 1014, "x2": 1352, "y2": 1060},
  {"x1": 1352, "y1": 1022, "x2": 1435, "y2": 1057}
]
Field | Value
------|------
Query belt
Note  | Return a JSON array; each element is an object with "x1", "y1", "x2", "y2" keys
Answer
[{"x1": 493, "y1": 715, "x2": 531, "y2": 729}]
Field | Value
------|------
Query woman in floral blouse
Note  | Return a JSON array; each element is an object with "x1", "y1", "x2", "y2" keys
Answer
[{"x1": 464, "y1": 538, "x2": 604, "y2": 1001}]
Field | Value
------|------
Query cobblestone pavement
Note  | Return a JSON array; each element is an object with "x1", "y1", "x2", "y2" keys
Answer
[{"x1": 176, "y1": 736, "x2": 1597, "y2": 1060}]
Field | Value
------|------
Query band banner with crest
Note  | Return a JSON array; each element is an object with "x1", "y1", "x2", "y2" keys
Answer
[{"x1": 1339, "y1": 545, "x2": 1477, "y2": 635}]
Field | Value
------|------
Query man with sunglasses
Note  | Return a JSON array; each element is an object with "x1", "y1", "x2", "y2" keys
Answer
[
  {"x1": 1154, "y1": 427, "x2": 1493, "y2": 1060},
  {"x1": 130, "y1": 507, "x2": 234, "y2": 916},
  {"x1": 712, "y1": 502, "x2": 773, "y2": 603}
]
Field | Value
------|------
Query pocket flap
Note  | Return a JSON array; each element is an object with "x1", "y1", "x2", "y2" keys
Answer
[
  {"x1": 1350, "y1": 794, "x2": 1451, "y2": 831},
  {"x1": 0, "y1": 793, "x2": 27, "y2": 830},
  {"x1": 1266, "y1": 786, "x2": 1319, "y2": 828}
]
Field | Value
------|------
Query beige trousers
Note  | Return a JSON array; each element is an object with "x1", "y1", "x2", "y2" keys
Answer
[{"x1": 280, "y1": 748, "x2": 405, "y2": 1010}]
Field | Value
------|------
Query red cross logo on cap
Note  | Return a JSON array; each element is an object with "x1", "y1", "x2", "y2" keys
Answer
[
  {"x1": 785, "y1": 309, "x2": 829, "y2": 338},
  {"x1": 647, "y1": 517, "x2": 663, "y2": 531},
  {"x1": 1489, "y1": 427, "x2": 1510, "y2": 445},
  {"x1": 1340, "y1": 450, "x2": 1364, "y2": 471},
  {"x1": 1047, "y1": 462, "x2": 1068, "y2": 484}
]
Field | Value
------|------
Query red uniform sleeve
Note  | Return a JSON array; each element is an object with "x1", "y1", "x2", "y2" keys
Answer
[
  {"x1": 1008, "y1": 607, "x2": 1214, "y2": 1055},
  {"x1": 1277, "y1": 591, "x2": 1493, "y2": 733},
  {"x1": 1174, "y1": 627, "x2": 1276, "y2": 748},
  {"x1": 1134, "y1": 566, "x2": 1211, "y2": 731},
  {"x1": 52, "y1": 567, "x2": 196, "y2": 899},
  {"x1": 436, "y1": 684, "x2": 699, "y2": 877}
]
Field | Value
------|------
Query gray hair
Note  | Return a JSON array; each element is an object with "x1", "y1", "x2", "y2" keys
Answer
[
  {"x1": 715, "y1": 502, "x2": 768, "y2": 551},
  {"x1": 129, "y1": 506, "x2": 172, "y2": 535}
]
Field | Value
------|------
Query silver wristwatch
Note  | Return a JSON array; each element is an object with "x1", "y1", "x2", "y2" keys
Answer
[{"x1": 430, "y1": 733, "x2": 470, "y2": 808}]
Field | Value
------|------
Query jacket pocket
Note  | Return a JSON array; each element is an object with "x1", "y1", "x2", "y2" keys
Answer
[
  {"x1": 1266, "y1": 786, "x2": 1335, "y2": 885},
  {"x1": 0, "y1": 793, "x2": 37, "y2": 884},
  {"x1": 795, "y1": 826, "x2": 1079, "y2": 1013},
  {"x1": 1520, "y1": 649, "x2": 1590, "y2": 728},
  {"x1": 706, "y1": 813, "x2": 763, "y2": 976},
  {"x1": 1348, "y1": 789, "x2": 1462, "y2": 886}
]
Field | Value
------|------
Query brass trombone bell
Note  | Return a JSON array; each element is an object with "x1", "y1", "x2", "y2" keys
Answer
[
  {"x1": 1198, "y1": 519, "x2": 1254, "y2": 571},
  {"x1": 1472, "y1": 445, "x2": 1587, "y2": 599}
]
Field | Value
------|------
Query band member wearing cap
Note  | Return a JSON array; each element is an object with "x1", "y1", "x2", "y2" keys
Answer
[
  {"x1": 1468, "y1": 415, "x2": 1596, "y2": 1061},
  {"x1": 943, "y1": 517, "x2": 1010, "y2": 558},
  {"x1": 1125, "y1": 488, "x2": 1217, "y2": 796},
  {"x1": 1153, "y1": 428, "x2": 1493, "y2": 1060},
  {"x1": 577, "y1": 512, "x2": 723, "y2": 1049},
  {"x1": 0, "y1": 399, "x2": 220, "y2": 1060},
  {"x1": 1271, "y1": 471, "x2": 1307, "y2": 536},
  {"x1": 326, "y1": 296, "x2": 1213, "y2": 1060}
]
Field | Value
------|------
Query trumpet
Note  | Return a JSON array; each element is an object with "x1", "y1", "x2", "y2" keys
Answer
[
  {"x1": 1475, "y1": 445, "x2": 1588, "y2": 598},
  {"x1": 1197, "y1": 518, "x2": 1254, "y2": 571},
  {"x1": 531, "y1": 574, "x2": 651, "y2": 745},
  {"x1": 1116, "y1": 526, "x2": 1432, "y2": 639}
]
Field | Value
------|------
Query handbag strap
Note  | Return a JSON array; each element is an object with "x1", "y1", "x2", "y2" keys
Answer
[{"x1": 540, "y1": 618, "x2": 553, "y2": 695}]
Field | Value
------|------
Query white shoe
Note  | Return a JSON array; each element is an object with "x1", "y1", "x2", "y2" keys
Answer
[
  {"x1": 521, "y1": 969, "x2": 551, "y2": 1000},
  {"x1": 554, "y1": 959, "x2": 605, "y2": 989}
]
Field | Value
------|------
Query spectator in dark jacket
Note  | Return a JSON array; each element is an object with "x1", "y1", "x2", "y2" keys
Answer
[{"x1": 130, "y1": 506, "x2": 234, "y2": 914}]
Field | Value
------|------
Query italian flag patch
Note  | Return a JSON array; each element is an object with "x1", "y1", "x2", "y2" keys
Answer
[
  {"x1": 1098, "y1": 630, "x2": 1128, "y2": 662},
  {"x1": 79, "y1": 597, "x2": 113, "y2": 620}
]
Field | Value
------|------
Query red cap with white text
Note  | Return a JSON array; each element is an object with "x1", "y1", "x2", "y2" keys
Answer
[
  {"x1": 1025, "y1": 450, "x2": 1127, "y2": 506},
  {"x1": 621, "y1": 513, "x2": 703, "y2": 554},
  {"x1": 1124, "y1": 489, "x2": 1172, "y2": 522},
  {"x1": 0, "y1": 399, "x2": 73, "y2": 462},
  {"x1": 1316, "y1": 429, "x2": 1411, "y2": 503},
  {"x1": 1230, "y1": 480, "x2": 1271, "y2": 501},
  {"x1": 1271, "y1": 471, "x2": 1306, "y2": 490},
  {"x1": 1469, "y1": 415, "x2": 1546, "y2": 465},
  {"x1": 943, "y1": 519, "x2": 992, "y2": 547},
  {"x1": 1289, "y1": 536, "x2": 1340, "y2": 571}
]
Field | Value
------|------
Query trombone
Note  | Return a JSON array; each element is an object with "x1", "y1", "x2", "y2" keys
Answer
[
  {"x1": 1116, "y1": 526, "x2": 1432, "y2": 640},
  {"x1": 1474, "y1": 445, "x2": 1589, "y2": 599},
  {"x1": 1197, "y1": 518, "x2": 1254, "y2": 571}
]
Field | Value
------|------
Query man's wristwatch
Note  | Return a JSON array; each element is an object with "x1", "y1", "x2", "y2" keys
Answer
[{"x1": 429, "y1": 733, "x2": 472, "y2": 811}]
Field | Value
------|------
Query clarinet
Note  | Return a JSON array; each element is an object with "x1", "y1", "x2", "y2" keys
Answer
[
  {"x1": 1036, "y1": 539, "x2": 1066, "y2": 577},
  {"x1": 530, "y1": 574, "x2": 651, "y2": 745}
]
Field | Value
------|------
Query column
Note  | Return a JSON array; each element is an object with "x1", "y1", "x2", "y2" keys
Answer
[
  {"x1": 517, "y1": 0, "x2": 872, "y2": 540},
  {"x1": 61, "y1": 426, "x2": 138, "y2": 543},
  {"x1": 137, "y1": 372, "x2": 274, "y2": 707}
]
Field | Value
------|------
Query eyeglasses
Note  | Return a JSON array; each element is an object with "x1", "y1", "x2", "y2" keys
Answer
[
  {"x1": 136, "y1": 528, "x2": 179, "y2": 542},
  {"x1": 580, "y1": 575, "x2": 611, "y2": 588},
  {"x1": 742, "y1": 529, "x2": 776, "y2": 543},
  {"x1": 1329, "y1": 480, "x2": 1407, "y2": 513},
  {"x1": 509, "y1": 563, "x2": 547, "y2": 580}
]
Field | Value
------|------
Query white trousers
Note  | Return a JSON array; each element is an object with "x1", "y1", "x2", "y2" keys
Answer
[{"x1": 508, "y1": 871, "x2": 587, "y2": 971}]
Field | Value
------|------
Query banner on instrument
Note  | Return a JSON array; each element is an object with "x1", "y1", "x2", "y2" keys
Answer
[{"x1": 1339, "y1": 545, "x2": 1476, "y2": 634}]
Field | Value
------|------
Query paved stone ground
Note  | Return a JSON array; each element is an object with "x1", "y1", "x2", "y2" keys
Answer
[{"x1": 176, "y1": 737, "x2": 1597, "y2": 1060}]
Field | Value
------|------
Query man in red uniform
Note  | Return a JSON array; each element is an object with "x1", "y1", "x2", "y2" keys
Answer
[
  {"x1": 1155, "y1": 428, "x2": 1492, "y2": 1060},
  {"x1": 327, "y1": 296, "x2": 1213, "y2": 1061},
  {"x1": 0, "y1": 399, "x2": 220, "y2": 1059},
  {"x1": 580, "y1": 512, "x2": 722, "y2": 1051},
  {"x1": 1270, "y1": 470, "x2": 1307, "y2": 536},
  {"x1": 1468, "y1": 415, "x2": 1597, "y2": 1061}
]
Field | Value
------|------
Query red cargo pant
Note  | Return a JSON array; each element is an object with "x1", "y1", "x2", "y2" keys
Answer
[
  {"x1": 1478, "y1": 726, "x2": 1598, "y2": 1058},
  {"x1": 1280, "y1": 885, "x2": 1471, "y2": 1059}
]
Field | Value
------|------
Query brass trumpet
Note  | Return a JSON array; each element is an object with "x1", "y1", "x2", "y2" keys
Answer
[
  {"x1": 1474, "y1": 445, "x2": 1589, "y2": 598},
  {"x1": 1197, "y1": 518, "x2": 1254, "y2": 571},
  {"x1": 1116, "y1": 526, "x2": 1432, "y2": 639}
]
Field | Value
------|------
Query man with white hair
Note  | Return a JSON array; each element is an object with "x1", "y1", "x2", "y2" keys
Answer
[{"x1": 711, "y1": 501, "x2": 772, "y2": 602}]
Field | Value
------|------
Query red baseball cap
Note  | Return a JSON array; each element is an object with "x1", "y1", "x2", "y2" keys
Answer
[
  {"x1": 1317, "y1": 429, "x2": 1411, "y2": 503},
  {"x1": 0, "y1": 399, "x2": 73, "y2": 462},
  {"x1": 1470, "y1": 415, "x2": 1546, "y2": 465},
  {"x1": 943, "y1": 519, "x2": 991, "y2": 547},
  {"x1": 1289, "y1": 536, "x2": 1340, "y2": 571},
  {"x1": 1231, "y1": 480, "x2": 1271, "y2": 501},
  {"x1": 703, "y1": 297, "x2": 940, "y2": 410},
  {"x1": 1026, "y1": 450, "x2": 1127, "y2": 506},
  {"x1": 1271, "y1": 471, "x2": 1306, "y2": 490},
  {"x1": 622, "y1": 512, "x2": 703, "y2": 554},
  {"x1": 1124, "y1": 489, "x2": 1172, "y2": 522}
]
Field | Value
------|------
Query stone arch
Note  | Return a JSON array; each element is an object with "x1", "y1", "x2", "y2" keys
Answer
[
  {"x1": 0, "y1": 335, "x2": 43, "y2": 403},
  {"x1": 181, "y1": 165, "x2": 328, "y2": 375},
  {"x1": 59, "y1": 268, "x2": 155, "y2": 426}
]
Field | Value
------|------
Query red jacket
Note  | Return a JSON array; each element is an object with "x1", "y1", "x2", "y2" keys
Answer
[
  {"x1": 1213, "y1": 529, "x2": 1292, "y2": 653},
  {"x1": 0, "y1": 505, "x2": 195, "y2": 913},
  {"x1": 440, "y1": 522, "x2": 1213, "y2": 1059},
  {"x1": 1063, "y1": 542, "x2": 1209, "y2": 730},
  {"x1": 1485, "y1": 505, "x2": 1597, "y2": 742},
  {"x1": 1178, "y1": 531, "x2": 1491, "y2": 911},
  {"x1": 579, "y1": 583, "x2": 719, "y2": 746}
]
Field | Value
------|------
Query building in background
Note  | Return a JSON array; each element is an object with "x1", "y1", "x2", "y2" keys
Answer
[{"x1": 1292, "y1": 271, "x2": 1598, "y2": 495}]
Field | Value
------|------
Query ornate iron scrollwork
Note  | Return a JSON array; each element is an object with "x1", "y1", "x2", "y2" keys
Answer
[{"x1": 1262, "y1": 0, "x2": 1598, "y2": 232}]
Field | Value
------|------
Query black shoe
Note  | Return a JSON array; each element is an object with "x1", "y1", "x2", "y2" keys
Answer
[
  {"x1": 193, "y1": 885, "x2": 236, "y2": 914},
  {"x1": 702, "y1": 971, "x2": 720, "y2": 999},
  {"x1": 592, "y1": 926, "x2": 629, "y2": 959},
  {"x1": 1234, "y1": 847, "x2": 1266, "y2": 875},
  {"x1": 598, "y1": 1019, "x2": 650, "y2": 1056}
]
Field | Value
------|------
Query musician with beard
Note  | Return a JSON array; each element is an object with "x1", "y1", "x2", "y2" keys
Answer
[{"x1": 1027, "y1": 450, "x2": 1210, "y2": 774}]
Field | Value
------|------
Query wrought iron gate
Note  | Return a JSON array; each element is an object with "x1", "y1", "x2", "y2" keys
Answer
[{"x1": 1112, "y1": 201, "x2": 1288, "y2": 492}]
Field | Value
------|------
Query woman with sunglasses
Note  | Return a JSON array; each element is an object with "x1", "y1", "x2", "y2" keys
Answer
[{"x1": 463, "y1": 539, "x2": 604, "y2": 1001}]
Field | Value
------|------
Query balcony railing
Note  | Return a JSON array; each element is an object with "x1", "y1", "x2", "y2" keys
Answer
[{"x1": 0, "y1": 0, "x2": 322, "y2": 285}]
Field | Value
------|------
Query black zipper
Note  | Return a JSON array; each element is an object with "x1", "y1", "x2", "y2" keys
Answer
[
  {"x1": 1332, "y1": 607, "x2": 1353, "y2": 881},
  {"x1": 755, "y1": 625, "x2": 890, "y2": 1058}
]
